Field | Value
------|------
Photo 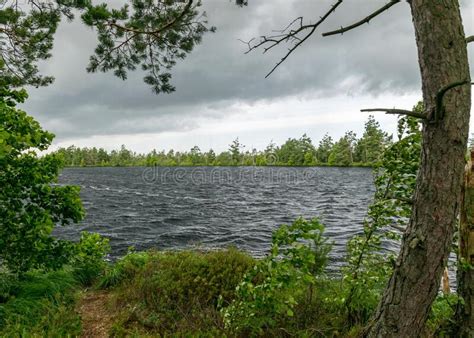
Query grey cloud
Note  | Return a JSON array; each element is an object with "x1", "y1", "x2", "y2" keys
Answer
[{"x1": 21, "y1": 0, "x2": 474, "y2": 140}]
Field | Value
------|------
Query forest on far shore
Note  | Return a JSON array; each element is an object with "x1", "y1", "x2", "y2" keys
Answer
[{"x1": 56, "y1": 115, "x2": 392, "y2": 167}]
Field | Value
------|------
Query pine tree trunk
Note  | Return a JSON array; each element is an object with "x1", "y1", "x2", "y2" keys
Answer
[
  {"x1": 366, "y1": 1, "x2": 471, "y2": 337},
  {"x1": 457, "y1": 150, "x2": 474, "y2": 336}
]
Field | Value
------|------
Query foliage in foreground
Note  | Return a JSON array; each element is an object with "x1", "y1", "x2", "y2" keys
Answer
[
  {"x1": 95, "y1": 218, "x2": 457, "y2": 337},
  {"x1": 97, "y1": 237, "x2": 460, "y2": 337},
  {"x1": 0, "y1": 0, "x2": 212, "y2": 92},
  {"x1": 0, "y1": 245, "x2": 459, "y2": 337},
  {"x1": 0, "y1": 88, "x2": 84, "y2": 273},
  {"x1": 0, "y1": 231, "x2": 111, "y2": 336},
  {"x1": 0, "y1": 269, "x2": 82, "y2": 337},
  {"x1": 222, "y1": 218, "x2": 333, "y2": 335},
  {"x1": 71, "y1": 232, "x2": 111, "y2": 286},
  {"x1": 342, "y1": 107, "x2": 423, "y2": 325}
]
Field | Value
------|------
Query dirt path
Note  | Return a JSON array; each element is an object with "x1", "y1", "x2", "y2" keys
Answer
[{"x1": 77, "y1": 290, "x2": 114, "y2": 338}]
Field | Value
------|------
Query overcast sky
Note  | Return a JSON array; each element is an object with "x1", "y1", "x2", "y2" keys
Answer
[{"x1": 21, "y1": 0, "x2": 474, "y2": 153}]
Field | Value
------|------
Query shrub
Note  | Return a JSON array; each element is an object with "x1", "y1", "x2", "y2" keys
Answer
[
  {"x1": 222, "y1": 218, "x2": 332, "y2": 335},
  {"x1": 0, "y1": 87, "x2": 84, "y2": 273},
  {"x1": 342, "y1": 110, "x2": 422, "y2": 325},
  {"x1": 71, "y1": 232, "x2": 110, "y2": 286},
  {"x1": 425, "y1": 293, "x2": 461, "y2": 337},
  {"x1": 0, "y1": 273, "x2": 19, "y2": 303},
  {"x1": 98, "y1": 250, "x2": 150, "y2": 289},
  {"x1": 109, "y1": 248, "x2": 255, "y2": 335}
]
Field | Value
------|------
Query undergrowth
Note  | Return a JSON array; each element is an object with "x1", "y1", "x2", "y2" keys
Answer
[
  {"x1": 103, "y1": 248, "x2": 255, "y2": 336},
  {"x1": 0, "y1": 269, "x2": 82, "y2": 337},
  {"x1": 0, "y1": 246, "x2": 459, "y2": 337}
]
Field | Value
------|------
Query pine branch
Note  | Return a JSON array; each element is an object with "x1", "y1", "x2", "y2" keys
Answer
[
  {"x1": 322, "y1": 0, "x2": 401, "y2": 37},
  {"x1": 361, "y1": 108, "x2": 426, "y2": 119},
  {"x1": 467, "y1": 35, "x2": 474, "y2": 44},
  {"x1": 107, "y1": 0, "x2": 193, "y2": 36}
]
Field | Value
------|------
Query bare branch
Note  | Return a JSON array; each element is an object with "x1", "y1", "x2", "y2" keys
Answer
[
  {"x1": 467, "y1": 35, "x2": 474, "y2": 44},
  {"x1": 361, "y1": 108, "x2": 426, "y2": 119},
  {"x1": 241, "y1": 0, "x2": 343, "y2": 78},
  {"x1": 264, "y1": 0, "x2": 343, "y2": 78},
  {"x1": 322, "y1": 0, "x2": 401, "y2": 37},
  {"x1": 436, "y1": 80, "x2": 472, "y2": 111},
  {"x1": 434, "y1": 80, "x2": 473, "y2": 121},
  {"x1": 272, "y1": 17, "x2": 303, "y2": 34}
]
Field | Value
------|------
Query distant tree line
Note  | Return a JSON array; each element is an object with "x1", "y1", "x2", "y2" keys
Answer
[{"x1": 56, "y1": 116, "x2": 391, "y2": 167}]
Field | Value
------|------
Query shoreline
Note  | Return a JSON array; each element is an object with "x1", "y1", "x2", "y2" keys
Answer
[{"x1": 62, "y1": 164, "x2": 375, "y2": 169}]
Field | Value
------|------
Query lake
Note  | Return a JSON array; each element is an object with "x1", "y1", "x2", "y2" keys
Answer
[{"x1": 57, "y1": 166, "x2": 375, "y2": 269}]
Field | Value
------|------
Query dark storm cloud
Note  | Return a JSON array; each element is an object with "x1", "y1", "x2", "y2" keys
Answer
[{"x1": 21, "y1": 0, "x2": 474, "y2": 139}]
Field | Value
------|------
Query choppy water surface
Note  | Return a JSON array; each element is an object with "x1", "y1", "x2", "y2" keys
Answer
[{"x1": 57, "y1": 167, "x2": 375, "y2": 268}]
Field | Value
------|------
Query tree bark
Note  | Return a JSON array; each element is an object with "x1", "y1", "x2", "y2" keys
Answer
[
  {"x1": 457, "y1": 149, "x2": 474, "y2": 336},
  {"x1": 366, "y1": 1, "x2": 471, "y2": 337}
]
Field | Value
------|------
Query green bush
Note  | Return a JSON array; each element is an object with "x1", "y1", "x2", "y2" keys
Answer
[
  {"x1": 98, "y1": 250, "x2": 150, "y2": 289},
  {"x1": 222, "y1": 218, "x2": 332, "y2": 335},
  {"x1": 425, "y1": 293, "x2": 461, "y2": 337},
  {"x1": 109, "y1": 248, "x2": 255, "y2": 335},
  {"x1": 0, "y1": 273, "x2": 19, "y2": 303},
  {"x1": 72, "y1": 231, "x2": 110, "y2": 286},
  {"x1": 0, "y1": 87, "x2": 84, "y2": 274},
  {"x1": 341, "y1": 110, "x2": 422, "y2": 325}
]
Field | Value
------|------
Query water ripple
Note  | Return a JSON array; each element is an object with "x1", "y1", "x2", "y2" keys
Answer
[{"x1": 56, "y1": 166, "x2": 375, "y2": 265}]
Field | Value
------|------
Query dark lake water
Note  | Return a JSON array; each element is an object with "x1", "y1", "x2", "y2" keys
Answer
[{"x1": 57, "y1": 166, "x2": 375, "y2": 268}]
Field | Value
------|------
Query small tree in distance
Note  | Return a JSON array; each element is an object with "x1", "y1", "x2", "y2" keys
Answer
[{"x1": 354, "y1": 115, "x2": 392, "y2": 165}]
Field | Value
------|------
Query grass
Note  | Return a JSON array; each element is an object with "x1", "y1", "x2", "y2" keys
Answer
[{"x1": 0, "y1": 269, "x2": 82, "y2": 337}]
